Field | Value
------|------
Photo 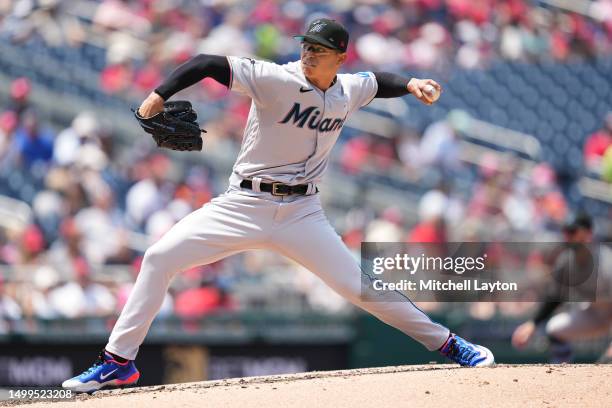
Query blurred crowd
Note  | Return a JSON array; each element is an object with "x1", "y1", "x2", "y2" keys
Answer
[
  {"x1": 1, "y1": 0, "x2": 612, "y2": 98},
  {"x1": 0, "y1": 74, "x2": 358, "y2": 331},
  {"x1": 1, "y1": 72, "x2": 603, "y2": 330},
  {"x1": 1, "y1": 0, "x2": 612, "y2": 330}
]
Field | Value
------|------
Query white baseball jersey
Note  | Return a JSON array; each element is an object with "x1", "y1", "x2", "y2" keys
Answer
[
  {"x1": 103, "y1": 56, "x2": 452, "y2": 364},
  {"x1": 226, "y1": 56, "x2": 378, "y2": 185}
]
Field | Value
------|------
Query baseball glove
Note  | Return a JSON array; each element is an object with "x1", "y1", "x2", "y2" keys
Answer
[{"x1": 133, "y1": 100, "x2": 205, "y2": 151}]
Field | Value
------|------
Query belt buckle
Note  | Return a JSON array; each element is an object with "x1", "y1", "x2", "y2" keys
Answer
[{"x1": 271, "y1": 182, "x2": 289, "y2": 196}]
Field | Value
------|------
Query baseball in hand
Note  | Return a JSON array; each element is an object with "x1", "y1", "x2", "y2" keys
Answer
[{"x1": 423, "y1": 84, "x2": 440, "y2": 103}]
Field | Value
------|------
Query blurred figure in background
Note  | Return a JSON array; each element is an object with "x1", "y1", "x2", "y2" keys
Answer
[
  {"x1": 9, "y1": 77, "x2": 31, "y2": 118},
  {"x1": 512, "y1": 212, "x2": 612, "y2": 363},
  {"x1": 407, "y1": 189, "x2": 449, "y2": 244},
  {"x1": 584, "y1": 112, "x2": 612, "y2": 174},
  {"x1": 11, "y1": 109, "x2": 54, "y2": 169}
]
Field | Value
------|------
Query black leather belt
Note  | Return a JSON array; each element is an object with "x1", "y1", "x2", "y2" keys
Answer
[{"x1": 240, "y1": 179, "x2": 311, "y2": 196}]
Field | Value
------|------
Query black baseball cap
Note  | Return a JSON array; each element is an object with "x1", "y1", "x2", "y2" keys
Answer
[
  {"x1": 294, "y1": 18, "x2": 349, "y2": 52},
  {"x1": 563, "y1": 211, "x2": 593, "y2": 232}
]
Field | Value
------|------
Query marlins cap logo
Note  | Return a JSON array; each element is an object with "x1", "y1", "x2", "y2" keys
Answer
[{"x1": 309, "y1": 22, "x2": 326, "y2": 33}]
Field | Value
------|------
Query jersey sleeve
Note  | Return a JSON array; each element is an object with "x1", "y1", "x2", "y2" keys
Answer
[
  {"x1": 226, "y1": 56, "x2": 282, "y2": 106},
  {"x1": 342, "y1": 71, "x2": 379, "y2": 111}
]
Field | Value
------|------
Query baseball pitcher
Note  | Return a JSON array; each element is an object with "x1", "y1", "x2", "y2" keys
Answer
[{"x1": 63, "y1": 19, "x2": 494, "y2": 393}]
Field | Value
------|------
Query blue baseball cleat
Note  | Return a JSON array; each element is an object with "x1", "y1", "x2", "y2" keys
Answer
[
  {"x1": 62, "y1": 351, "x2": 140, "y2": 393},
  {"x1": 440, "y1": 334, "x2": 495, "y2": 367}
]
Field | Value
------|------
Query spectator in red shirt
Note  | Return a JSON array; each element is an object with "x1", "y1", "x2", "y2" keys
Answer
[
  {"x1": 407, "y1": 189, "x2": 449, "y2": 243},
  {"x1": 584, "y1": 112, "x2": 612, "y2": 173}
]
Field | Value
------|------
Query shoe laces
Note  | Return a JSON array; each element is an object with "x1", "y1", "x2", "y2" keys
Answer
[
  {"x1": 449, "y1": 338, "x2": 477, "y2": 364},
  {"x1": 81, "y1": 351, "x2": 107, "y2": 376}
]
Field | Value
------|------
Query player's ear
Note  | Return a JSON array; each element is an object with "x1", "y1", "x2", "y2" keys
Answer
[{"x1": 337, "y1": 52, "x2": 347, "y2": 65}]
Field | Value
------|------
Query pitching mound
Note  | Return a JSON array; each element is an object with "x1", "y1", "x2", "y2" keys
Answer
[{"x1": 6, "y1": 364, "x2": 612, "y2": 408}]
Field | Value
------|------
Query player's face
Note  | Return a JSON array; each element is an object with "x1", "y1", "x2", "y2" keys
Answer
[
  {"x1": 300, "y1": 41, "x2": 346, "y2": 77},
  {"x1": 563, "y1": 227, "x2": 592, "y2": 243}
]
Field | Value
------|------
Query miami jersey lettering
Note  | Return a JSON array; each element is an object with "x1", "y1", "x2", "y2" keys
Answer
[{"x1": 226, "y1": 57, "x2": 377, "y2": 185}]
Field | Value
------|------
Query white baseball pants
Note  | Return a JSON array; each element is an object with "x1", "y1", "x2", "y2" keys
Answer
[
  {"x1": 546, "y1": 302, "x2": 612, "y2": 341},
  {"x1": 106, "y1": 189, "x2": 450, "y2": 360}
]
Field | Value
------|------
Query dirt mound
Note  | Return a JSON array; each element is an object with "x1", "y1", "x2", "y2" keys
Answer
[{"x1": 5, "y1": 364, "x2": 611, "y2": 408}]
